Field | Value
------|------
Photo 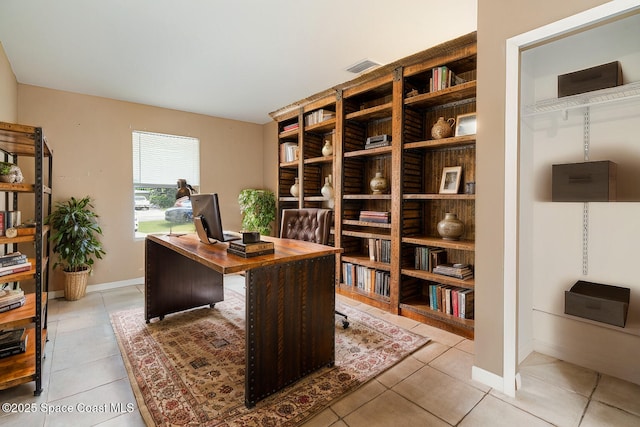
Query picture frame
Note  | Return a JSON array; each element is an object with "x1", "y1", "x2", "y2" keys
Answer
[
  {"x1": 455, "y1": 112, "x2": 477, "y2": 137},
  {"x1": 439, "y1": 166, "x2": 462, "y2": 194}
]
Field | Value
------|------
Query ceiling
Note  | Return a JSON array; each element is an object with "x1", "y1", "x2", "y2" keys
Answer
[{"x1": 0, "y1": 1, "x2": 477, "y2": 124}]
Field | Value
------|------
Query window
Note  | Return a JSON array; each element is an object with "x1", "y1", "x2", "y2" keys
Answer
[{"x1": 132, "y1": 131, "x2": 200, "y2": 237}]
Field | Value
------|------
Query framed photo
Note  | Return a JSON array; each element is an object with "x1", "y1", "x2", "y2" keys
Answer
[
  {"x1": 455, "y1": 112, "x2": 477, "y2": 137},
  {"x1": 439, "y1": 166, "x2": 462, "y2": 194}
]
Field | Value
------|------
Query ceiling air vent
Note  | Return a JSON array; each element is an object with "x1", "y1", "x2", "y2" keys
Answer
[{"x1": 346, "y1": 59, "x2": 381, "y2": 74}]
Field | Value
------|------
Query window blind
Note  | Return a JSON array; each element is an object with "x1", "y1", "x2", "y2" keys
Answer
[{"x1": 132, "y1": 131, "x2": 200, "y2": 187}]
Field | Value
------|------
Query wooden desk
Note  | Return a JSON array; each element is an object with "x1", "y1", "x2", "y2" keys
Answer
[{"x1": 145, "y1": 233, "x2": 341, "y2": 407}]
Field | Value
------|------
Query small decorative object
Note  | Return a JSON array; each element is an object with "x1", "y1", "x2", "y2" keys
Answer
[
  {"x1": 439, "y1": 166, "x2": 462, "y2": 194},
  {"x1": 369, "y1": 171, "x2": 388, "y2": 194},
  {"x1": 0, "y1": 162, "x2": 24, "y2": 183},
  {"x1": 321, "y1": 175, "x2": 334, "y2": 199},
  {"x1": 465, "y1": 181, "x2": 476, "y2": 195},
  {"x1": 321, "y1": 138, "x2": 333, "y2": 156},
  {"x1": 455, "y1": 112, "x2": 477, "y2": 137},
  {"x1": 290, "y1": 177, "x2": 300, "y2": 197},
  {"x1": 437, "y1": 213, "x2": 465, "y2": 241},
  {"x1": 431, "y1": 117, "x2": 456, "y2": 139},
  {"x1": 406, "y1": 88, "x2": 419, "y2": 98}
]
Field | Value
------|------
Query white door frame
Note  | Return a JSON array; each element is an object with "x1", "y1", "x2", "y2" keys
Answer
[{"x1": 502, "y1": 0, "x2": 640, "y2": 397}]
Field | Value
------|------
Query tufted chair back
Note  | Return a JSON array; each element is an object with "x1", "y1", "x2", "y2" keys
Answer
[{"x1": 280, "y1": 209, "x2": 332, "y2": 245}]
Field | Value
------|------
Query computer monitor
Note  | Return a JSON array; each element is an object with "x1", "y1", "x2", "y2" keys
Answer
[{"x1": 191, "y1": 193, "x2": 240, "y2": 244}]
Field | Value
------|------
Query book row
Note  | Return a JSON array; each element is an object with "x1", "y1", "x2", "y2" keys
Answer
[
  {"x1": 342, "y1": 262, "x2": 390, "y2": 298},
  {"x1": 429, "y1": 284, "x2": 474, "y2": 319},
  {"x1": 415, "y1": 246, "x2": 447, "y2": 272},
  {"x1": 368, "y1": 238, "x2": 391, "y2": 263},
  {"x1": 0, "y1": 211, "x2": 21, "y2": 237},
  {"x1": 304, "y1": 109, "x2": 335, "y2": 126},
  {"x1": 280, "y1": 142, "x2": 299, "y2": 163},
  {"x1": 429, "y1": 66, "x2": 466, "y2": 93}
]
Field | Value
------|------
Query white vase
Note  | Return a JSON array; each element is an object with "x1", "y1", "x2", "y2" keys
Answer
[
  {"x1": 290, "y1": 177, "x2": 299, "y2": 197},
  {"x1": 322, "y1": 139, "x2": 333, "y2": 156},
  {"x1": 321, "y1": 176, "x2": 334, "y2": 199}
]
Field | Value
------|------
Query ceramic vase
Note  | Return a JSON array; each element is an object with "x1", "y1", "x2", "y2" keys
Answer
[
  {"x1": 290, "y1": 177, "x2": 300, "y2": 197},
  {"x1": 437, "y1": 212, "x2": 465, "y2": 241},
  {"x1": 321, "y1": 176, "x2": 334, "y2": 199},
  {"x1": 369, "y1": 172, "x2": 388, "y2": 194},
  {"x1": 431, "y1": 117, "x2": 456, "y2": 139},
  {"x1": 322, "y1": 138, "x2": 333, "y2": 156}
]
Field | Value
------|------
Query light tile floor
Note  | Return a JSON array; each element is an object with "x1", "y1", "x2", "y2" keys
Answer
[{"x1": 1, "y1": 275, "x2": 639, "y2": 426}]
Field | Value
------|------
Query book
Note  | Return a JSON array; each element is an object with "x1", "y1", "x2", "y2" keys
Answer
[
  {"x1": 0, "y1": 296, "x2": 26, "y2": 313},
  {"x1": 0, "y1": 252, "x2": 28, "y2": 267},
  {"x1": 0, "y1": 288, "x2": 25, "y2": 305},
  {"x1": 0, "y1": 261, "x2": 31, "y2": 277},
  {"x1": 228, "y1": 240, "x2": 274, "y2": 254},
  {"x1": 0, "y1": 328, "x2": 27, "y2": 359},
  {"x1": 226, "y1": 247, "x2": 274, "y2": 258}
]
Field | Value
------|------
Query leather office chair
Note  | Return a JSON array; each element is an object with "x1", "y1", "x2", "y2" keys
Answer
[{"x1": 280, "y1": 208, "x2": 349, "y2": 328}]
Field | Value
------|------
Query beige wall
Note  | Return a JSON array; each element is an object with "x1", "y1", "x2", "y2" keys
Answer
[
  {"x1": 18, "y1": 85, "x2": 264, "y2": 291},
  {"x1": 475, "y1": 0, "x2": 610, "y2": 379},
  {"x1": 0, "y1": 42, "x2": 17, "y2": 122}
]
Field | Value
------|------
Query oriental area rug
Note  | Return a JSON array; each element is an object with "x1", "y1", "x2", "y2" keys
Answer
[{"x1": 110, "y1": 290, "x2": 430, "y2": 427}]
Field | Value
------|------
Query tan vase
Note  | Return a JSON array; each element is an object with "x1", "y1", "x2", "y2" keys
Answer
[
  {"x1": 431, "y1": 117, "x2": 456, "y2": 139},
  {"x1": 437, "y1": 213, "x2": 465, "y2": 241},
  {"x1": 64, "y1": 269, "x2": 90, "y2": 301},
  {"x1": 369, "y1": 172, "x2": 388, "y2": 194},
  {"x1": 290, "y1": 177, "x2": 300, "y2": 197},
  {"x1": 322, "y1": 138, "x2": 333, "y2": 156}
]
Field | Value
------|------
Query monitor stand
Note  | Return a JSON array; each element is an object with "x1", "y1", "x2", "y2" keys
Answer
[{"x1": 194, "y1": 216, "x2": 217, "y2": 244}]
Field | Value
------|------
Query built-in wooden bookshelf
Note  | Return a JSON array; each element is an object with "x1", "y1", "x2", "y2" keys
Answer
[{"x1": 271, "y1": 32, "x2": 477, "y2": 338}]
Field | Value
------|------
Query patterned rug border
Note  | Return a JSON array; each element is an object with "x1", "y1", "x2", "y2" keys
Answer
[{"x1": 110, "y1": 289, "x2": 430, "y2": 426}]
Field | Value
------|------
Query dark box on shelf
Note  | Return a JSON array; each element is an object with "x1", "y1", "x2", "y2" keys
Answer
[
  {"x1": 565, "y1": 281, "x2": 630, "y2": 327},
  {"x1": 552, "y1": 161, "x2": 616, "y2": 202},
  {"x1": 558, "y1": 61, "x2": 622, "y2": 98}
]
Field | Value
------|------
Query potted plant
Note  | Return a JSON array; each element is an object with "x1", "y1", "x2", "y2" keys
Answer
[
  {"x1": 46, "y1": 196, "x2": 106, "y2": 300},
  {"x1": 238, "y1": 189, "x2": 276, "y2": 236}
]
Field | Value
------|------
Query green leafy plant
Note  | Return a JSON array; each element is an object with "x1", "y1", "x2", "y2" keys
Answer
[
  {"x1": 0, "y1": 161, "x2": 13, "y2": 175},
  {"x1": 238, "y1": 189, "x2": 276, "y2": 236},
  {"x1": 46, "y1": 196, "x2": 106, "y2": 272}
]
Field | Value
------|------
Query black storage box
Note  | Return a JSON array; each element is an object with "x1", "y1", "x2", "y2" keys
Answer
[
  {"x1": 552, "y1": 161, "x2": 616, "y2": 202},
  {"x1": 558, "y1": 61, "x2": 623, "y2": 98},
  {"x1": 565, "y1": 281, "x2": 630, "y2": 327}
]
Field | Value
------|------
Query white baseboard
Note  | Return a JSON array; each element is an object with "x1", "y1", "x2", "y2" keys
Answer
[
  {"x1": 48, "y1": 277, "x2": 144, "y2": 299},
  {"x1": 471, "y1": 365, "x2": 505, "y2": 393}
]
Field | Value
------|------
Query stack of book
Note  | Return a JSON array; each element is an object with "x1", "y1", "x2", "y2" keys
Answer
[
  {"x1": 282, "y1": 122, "x2": 299, "y2": 132},
  {"x1": 0, "y1": 328, "x2": 28, "y2": 359},
  {"x1": 227, "y1": 240, "x2": 275, "y2": 258},
  {"x1": 0, "y1": 252, "x2": 31, "y2": 278},
  {"x1": 432, "y1": 263, "x2": 474, "y2": 280},
  {"x1": 358, "y1": 211, "x2": 390, "y2": 224},
  {"x1": 0, "y1": 288, "x2": 26, "y2": 313},
  {"x1": 364, "y1": 134, "x2": 391, "y2": 149}
]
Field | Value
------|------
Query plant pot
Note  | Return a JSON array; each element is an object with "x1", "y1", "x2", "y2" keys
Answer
[{"x1": 64, "y1": 269, "x2": 90, "y2": 301}]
